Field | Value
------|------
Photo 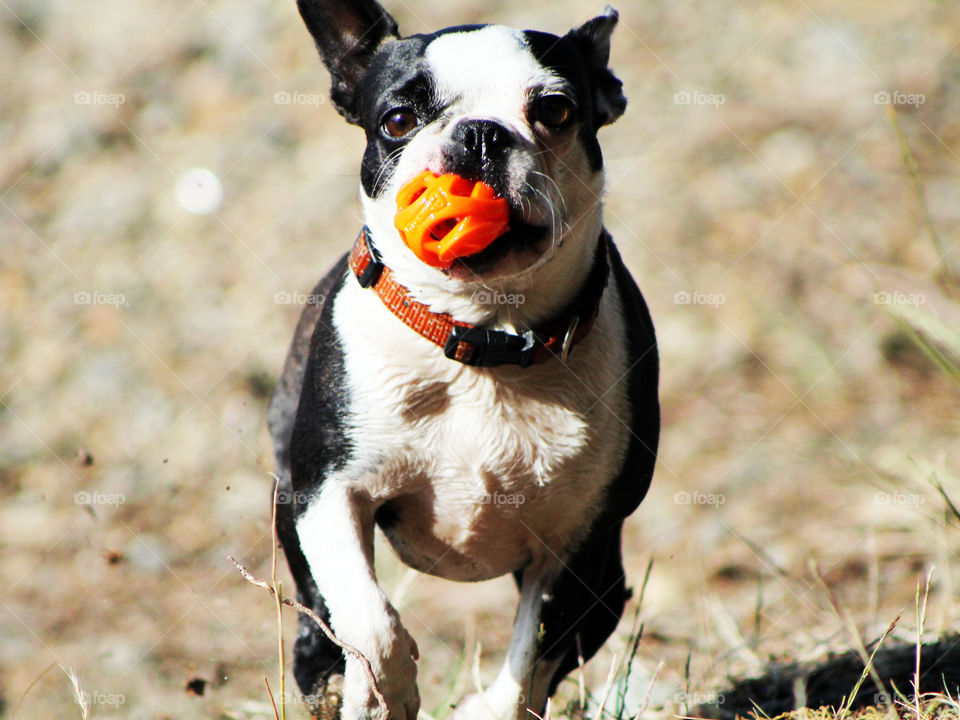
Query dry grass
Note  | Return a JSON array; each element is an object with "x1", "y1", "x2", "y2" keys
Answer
[{"x1": 2, "y1": 0, "x2": 959, "y2": 718}]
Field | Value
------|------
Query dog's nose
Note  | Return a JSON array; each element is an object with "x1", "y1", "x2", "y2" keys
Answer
[{"x1": 452, "y1": 119, "x2": 514, "y2": 163}]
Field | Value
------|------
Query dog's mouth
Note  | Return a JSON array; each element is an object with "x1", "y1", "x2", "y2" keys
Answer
[{"x1": 446, "y1": 216, "x2": 549, "y2": 276}]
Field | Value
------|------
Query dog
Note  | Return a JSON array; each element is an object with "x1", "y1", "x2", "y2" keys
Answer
[{"x1": 267, "y1": 1, "x2": 660, "y2": 719}]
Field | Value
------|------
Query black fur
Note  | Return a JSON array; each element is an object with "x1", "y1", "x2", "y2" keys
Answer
[
  {"x1": 268, "y1": 255, "x2": 354, "y2": 698},
  {"x1": 562, "y1": 7, "x2": 627, "y2": 129},
  {"x1": 521, "y1": 29, "x2": 605, "y2": 172},
  {"x1": 603, "y1": 239, "x2": 660, "y2": 517},
  {"x1": 503, "y1": 239, "x2": 659, "y2": 697},
  {"x1": 296, "y1": 0, "x2": 399, "y2": 124}
]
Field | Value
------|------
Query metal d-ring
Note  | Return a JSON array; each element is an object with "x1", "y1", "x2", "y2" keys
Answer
[{"x1": 560, "y1": 315, "x2": 580, "y2": 361}]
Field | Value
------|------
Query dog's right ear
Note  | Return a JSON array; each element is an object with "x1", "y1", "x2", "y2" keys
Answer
[
  {"x1": 297, "y1": 0, "x2": 400, "y2": 125},
  {"x1": 564, "y1": 6, "x2": 627, "y2": 129}
]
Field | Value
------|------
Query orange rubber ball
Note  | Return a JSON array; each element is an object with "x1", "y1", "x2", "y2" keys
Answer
[{"x1": 394, "y1": 171, "x2": 510, "y2": 268}]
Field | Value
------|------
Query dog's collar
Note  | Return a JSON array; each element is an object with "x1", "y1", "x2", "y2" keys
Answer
[{"x1": 348, "y1": 227, "x2": 609, "y2": 368}]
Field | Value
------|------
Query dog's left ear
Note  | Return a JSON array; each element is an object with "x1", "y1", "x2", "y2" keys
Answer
[
  {"x1": 297, "y1": 0, "x2": 400, "y2": 124},
  {"x1": 564, "y1": 5, "x2": 627, "y2": 129}
]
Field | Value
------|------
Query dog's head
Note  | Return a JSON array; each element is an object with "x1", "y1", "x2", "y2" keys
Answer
[{"x1": 298, "y1": 0, "x2": 626, "y2": 316}]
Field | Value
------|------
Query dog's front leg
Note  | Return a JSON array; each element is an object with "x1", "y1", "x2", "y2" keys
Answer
[
  {"x1": 455, "y1": 522, "x2": 630, "y2": 720},
  {"x1": 297, "y1": 482, "x2": 420, "y2": 720},
  {"x1": 453, "y1": 563, "x2": 566, "y2": 720}
]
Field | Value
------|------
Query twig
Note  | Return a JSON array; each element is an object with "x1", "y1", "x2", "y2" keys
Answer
[
  {"x1": 926, "y1": 471, "x2": 960, "y2": 525},
  {"x1": 616, "y1": 616, "x2": 644, "y2": 720},
  {"x1": 576, "y1": 634, "x2": 586, "y2": 712},
  {"x1": 636, "y1": 660, "x2": 664, "y2": 720},
  {"x1": 595, "y1": 651, "x2": 620, "y2": 720},
  {"x1": 812, "y1": 560, "x2": 898, "y2": 715},
  {"x1": 469, "y1": 640, "x2": 504, "y2": 720},
  {"x1": 792, "y1": 676, "x2": 807, "y2": 718},
  {"x1": 748, "y1": 697, "x2": 773, "y2": 719},
  {"x1": 61, "y1": 664, "x2": 91, "y2": 720},
  {"x1": 229, "y1": 554, "x2": 389, "y2": 720},
  {"x1": 752, "y1": 577, "x2": 764, "y2": 648},
  {"x1": 885, "y1": 105, "x2": 959, "y2": 292},
  {"x1": 266, "y1": 677, "x2": 280, "y2": 720},
  {"x1": 470, "y1": 639, "x2": 485, "y2": 699},
  {"x1": 836, "y1": 617, "x2": 899, "y2": 720},
  {"x1": 270, "y1": 477, "x2": 286, "y2": 720},
  {"x1": 10, "y1": 660, "x2": 59, "y2": 720},
  {"x1": 914, "y1": 569, "x2": 934, "y2": 720},
  {"x1": 617, "y1": 558, "x2": 653, "y2": 720}
]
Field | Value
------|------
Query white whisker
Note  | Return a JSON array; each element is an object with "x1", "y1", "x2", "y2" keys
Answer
[{"x1": 371, "y1": 146, "x2": 408, "y2": 194}]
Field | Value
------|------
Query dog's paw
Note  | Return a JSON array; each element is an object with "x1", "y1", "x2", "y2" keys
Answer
[
  {"x1": 451, "y1": 693, "x2": 493, "y2": 720},
  {"x1": 452, "y1": 689, "x2": 531, "y2": 720},
  {"x1": 341, "y1": 622, "x2": 419, "y2": 720},
  {"x1": 451, "y1": 692, "x2": 510, "y2": 720}
]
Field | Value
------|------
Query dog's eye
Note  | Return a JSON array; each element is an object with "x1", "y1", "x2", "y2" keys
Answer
[
  {"x1": 381, "y1": 108, "x2": 419, "y2": 138},
  {"x1": 535, "y1": 94, "x2": 576, "y2": 131}
]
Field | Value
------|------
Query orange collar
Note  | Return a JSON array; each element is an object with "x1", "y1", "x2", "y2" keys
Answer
[{"x1": 348, "y1": 228, "x2": 609, "y2": 368}]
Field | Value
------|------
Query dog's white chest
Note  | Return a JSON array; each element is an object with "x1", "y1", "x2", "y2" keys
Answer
[{"x1": 333, "y1": 279, "x2": 630, "y2": 581}]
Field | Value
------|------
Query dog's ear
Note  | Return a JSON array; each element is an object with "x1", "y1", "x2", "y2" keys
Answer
[
  {"x1": 564, "y1": 5, "x2": 627, "y2": 129},
  {"x1": 297, "y1": 0, "x2": 400, "y2": 124}
]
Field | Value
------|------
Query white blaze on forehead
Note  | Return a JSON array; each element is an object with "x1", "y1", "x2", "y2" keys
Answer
[{"x1": 424, "y1": 25, "x2": 561, "y2": 135}]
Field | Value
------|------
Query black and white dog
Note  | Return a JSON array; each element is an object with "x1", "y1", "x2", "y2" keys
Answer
[{"x1": 268, "y1": 1, "x2": 659, "y2": 719}]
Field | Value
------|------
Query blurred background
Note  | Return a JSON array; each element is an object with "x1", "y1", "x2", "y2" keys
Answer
[{"x1": 1, "y1": 0, "x2": 958, "y2": 717}]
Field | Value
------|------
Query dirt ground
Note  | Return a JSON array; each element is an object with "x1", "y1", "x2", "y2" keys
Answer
[{"x1": 1, "y1": 0, "x2": 959, "y2": 718}]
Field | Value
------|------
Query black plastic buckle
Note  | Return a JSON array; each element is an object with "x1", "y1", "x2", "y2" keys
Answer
[
  {"x1": 444, "y1": 326, "x2": 537, "y2": 367},
  {"x1": 356, "y1": 233, "x2": 384, "y2": 288}
]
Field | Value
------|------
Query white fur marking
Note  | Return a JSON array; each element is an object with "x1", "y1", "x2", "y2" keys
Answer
[
  {"x1": 452, "y1": 565, "x2": 565, "y2": 720},
  {"x1": 328, "y1": 269, "x2": 632, "y2": 583},
  {"x1": 297, "y1": 484, "x2": 420, "y2": 720}
]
